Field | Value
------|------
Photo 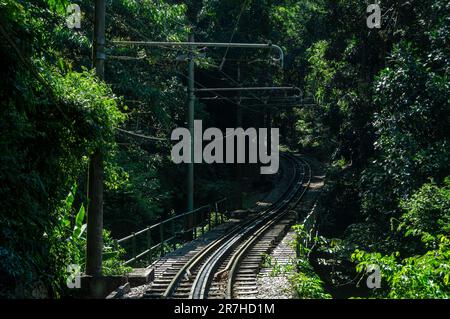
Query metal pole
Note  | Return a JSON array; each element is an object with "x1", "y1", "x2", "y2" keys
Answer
[
  {"x1": 160, "y1": 224, "x2": 164, "y2": 256},
  {"x1": 147, "y1": 228, "x2": 152, "y2": 264},
  {"x1": 183, "y1": 213, "x2": 188, "y2": 241},
  {"x1": 171, "y1": 219, "x2": 176, "y2": 250},
  {"x1": 86, "y1": 0, "x2": 105, "y2": 278},
  {"x1": 192, "y1": 210, "x2": 196, "y2": 239},
  {"x1": 235, "y1": 63, "x2": 243, "y2": 209},
  {"x1": 183, "y1": 34, "x2": 196, "y2": 241},
  {"x1": 187, "y1": 34, "x2": 195, "y2": 216},
  {"x1": 259, "y1": 99, "x2": 270, "y2": 185},
  {"x1": 132, "y1": 232, "x2": 136, "y2": 261}
]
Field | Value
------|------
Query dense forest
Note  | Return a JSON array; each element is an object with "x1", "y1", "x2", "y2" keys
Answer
[{"x1": 0, "y1": 0, "x2": 448, "y2": 299}]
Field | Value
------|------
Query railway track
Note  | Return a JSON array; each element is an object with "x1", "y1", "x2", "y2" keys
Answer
[{"x1": 143, "y1": 154, "x2": 311, "y2": 299}]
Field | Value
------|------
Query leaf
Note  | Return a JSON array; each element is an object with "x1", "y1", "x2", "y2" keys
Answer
[
  {"x1": 75, "y1": 204, "x2": 85, "y2": 229},
  {"x1": 73, "y1": 205, "x2": 86, "y2": 238},
  {"x1": 65, "y1": 184, "x2": 77, "y2": 210},
  {"x1": 46, "y1": 0, "x2": 69, "y2": 15},
  {"x1": 77, "y1": 224, "x2": 87, "y2": 238},
  {"x1": 102, "y1": 251, "x2": 120, "y2": 260}
]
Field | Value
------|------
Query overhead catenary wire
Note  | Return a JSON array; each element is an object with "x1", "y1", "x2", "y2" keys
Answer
[
  {"x1": 175, "y1": 71, "x2": 264, "y2": 114},
  {"x1": 105, "y1": 16, "x2": 183, "y2": 142},
  {"x1": 107, "y1": 9, "x2": 292, "y2": 136},
  {"x1": 108, "y1": 10, "x2": 271, "y2": 107},
  {"x1": 217, "y1": 68, "x2": 267, "y2": 105},
  {"x1": 117, "y1": 127, "x2": 169, "y2": 141},
  {"x1": 195, "y1": 86, "x2": 300, "y2": 93},
  {"x1": 106, "y1": 16, "x2": 197, "y2": 144},
  {"x1": 196, "y1": 64, "x2": 269, "y2": 107},
  {"x1": 219, "y1": 0, "x2": 250, "y2": 70},
  {"x1": 109, "y1": 10, "x2": 281, "y2": 66},
  {"x1": 109, "y1": 54, "x2": 148, "y2": 61},
  {"x1": 199, "y1": 96, "x2": 302, "y2": 101},
  {"x1": 180, "y1": 72, "x2": 302, "y2": 112},
  {"x1": 117, "y1": 126, "x2": 257, "y2": 144}
]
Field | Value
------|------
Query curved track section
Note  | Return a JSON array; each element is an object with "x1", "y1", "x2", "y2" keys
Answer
[{"x1": 145, "y1": 154, "x2": 310, "y2": 299}]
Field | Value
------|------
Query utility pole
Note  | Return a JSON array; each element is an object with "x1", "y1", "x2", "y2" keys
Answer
[
  {"x1": 186, "y1": 33, "x2": 195, "y2": 238},
  {"x1": 86, "y1": 0, "x2": 105, "y2": 277},
  {"x1": 235, "y1": 63, "x2": 243, "y2": 209},
  {"x1": 260, "y1": 99, "x2": 270, "y2": 185}
]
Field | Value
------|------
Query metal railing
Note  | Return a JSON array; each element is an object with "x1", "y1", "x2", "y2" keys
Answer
[{"x1": 117, "y1": 198, "x2": 230, "y2": 266}]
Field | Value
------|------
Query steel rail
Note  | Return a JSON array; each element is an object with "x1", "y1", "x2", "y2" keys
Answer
[
  {"x1": 189, "y1": 155, "x2": 306, "y2": 299},
  {"x1": 216, "y1": 159, "x2": 305, "y2": 278},
  {"x1": 226, "y1": 157, "x2": 312, "y2": 298},
  {"x1": 162, "y1": 154, "x2": 298, "y2": 298}
]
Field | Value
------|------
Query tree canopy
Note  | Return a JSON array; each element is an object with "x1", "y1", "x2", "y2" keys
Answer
[{"x1": 0, "y1": 0, "x2": 448, "y2": 299}]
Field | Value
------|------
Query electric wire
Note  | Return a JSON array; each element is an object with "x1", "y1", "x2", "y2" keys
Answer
[
  {"x1": 219, "y1": 0, "x2": 250, "y2": 70},
  {"x1": 117, "y1": 127, "x2": 169, "y2": 141},
  {"x1": 175, "y1": 71, "x2": 265, "y2": 114}
]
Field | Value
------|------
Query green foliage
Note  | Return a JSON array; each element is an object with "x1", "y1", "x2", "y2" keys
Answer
[
  {"x1": 352, "y1": 237, "x2": 450, "y2": 299},
  {"x1": 101, "y1": 230, "x2": 132, "y2": 276},
  {"x1": 290, "y1": 225, "x2": 331, "y2": 299},
  {"x1": 361, "y1": 37, "x2": 450, "y2": 224},
  {"x1": 306, "y1": 40, "x2": 336, "y2": 103},
  {"x1": 1, "y1": 0, "x2": 449, "y2": 300},
  {"x1": 352, "y1": 179, "x2": 450, "y2": 298},
  {"x1": 290, "y1": 272, "x2": 332, "y2": 299},
  {"x1": 261, "y1": 253, "x2": 273, "y2": 268},
  {"x1": 51, "y1": 69, "x2": 126, "y2": 152},
  {"x1": 398, "y1": 178, "x2": 450, "y2": 248},
  {"x1": 260, "y1": 253, "x2": 293, "y2": 277},
  {"x1": 95, "y1": 0, "x2": 194, "y2": 236},
  {"x1": 54, "y1": 185, "x2": 131, "y2": 289},
  {"x1": 0, "y1": 0, "x2": 126, "y2": 298},
  {"x1": 291, "y1": 0, "x2": 450, "y2": 299},
  {"x1": 46, "y1": 0, "x2": 69, "y2": 15},
  {"x1": 103, "y1": 146, "x2": 172, "y2": 236}
]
